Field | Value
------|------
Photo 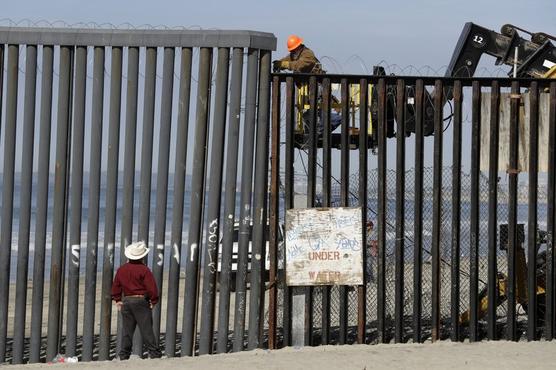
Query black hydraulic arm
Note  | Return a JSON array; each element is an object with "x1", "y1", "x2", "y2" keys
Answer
[{"x1": 446, "y1": 22, "x2": 556, "y2": 80}]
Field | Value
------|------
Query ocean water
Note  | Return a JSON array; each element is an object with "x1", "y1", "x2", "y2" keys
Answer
[
  {"x1": 3, "y1": 175, "x2": 547, "y2": 282},
  {"x1": 4, "y1": 176, "x2": 248, "y2": 282}
]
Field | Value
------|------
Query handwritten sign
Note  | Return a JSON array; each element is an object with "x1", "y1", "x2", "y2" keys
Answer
[{"x1": 285, "y1": 207, "x2": 363, "y2": 286}]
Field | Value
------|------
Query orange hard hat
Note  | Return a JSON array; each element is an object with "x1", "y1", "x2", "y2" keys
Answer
[{"x1": 287, "y1": 35, "x2": 303, "y2": 52}]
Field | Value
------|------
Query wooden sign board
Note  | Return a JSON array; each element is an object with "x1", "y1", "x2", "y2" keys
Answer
[{"x1": 285, "y1": 207, "x2": 363, "y2": 286}]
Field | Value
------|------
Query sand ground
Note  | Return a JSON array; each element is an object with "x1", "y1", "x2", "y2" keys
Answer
[{"x1": 7, "y1": 341, "x2": 556, "y2": 370}]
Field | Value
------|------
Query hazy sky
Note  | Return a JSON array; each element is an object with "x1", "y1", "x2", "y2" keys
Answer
[
  {"x1": 4, "y1": 0, "x2": 555, "y2": 72},
  {"x1": 2, "y1": 1, "x2": 555, "y2": 177}
]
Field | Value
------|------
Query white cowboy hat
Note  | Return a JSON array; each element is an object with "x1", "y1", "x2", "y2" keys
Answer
[{"x1": 124, "y1": 241, "x2": 150, "y2": 260}]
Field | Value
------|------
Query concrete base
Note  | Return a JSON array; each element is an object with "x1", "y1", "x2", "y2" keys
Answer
[{"x1": 291, "y1": 287, "x2": 306, "y2": 347}]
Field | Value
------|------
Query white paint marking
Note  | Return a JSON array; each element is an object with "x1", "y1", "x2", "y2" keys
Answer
[
  {"x1": 190, "y1": 243, "x2": 197, "y2": 262},
  {"x1": 108, "y1": 243, "x2": 114, "y2": 265},
  {"x1": 173, "y1": 243, "x2": 180, "y2": 263},
  {"x1": 156, "y1": 244, "x2": 164, "y2": 266},
  {"x1": 157, "y1": 253, "x2": 163, "y2": 266},
  {"x1": 71, "y1": 244, "x2": 80, "y2": 267}
]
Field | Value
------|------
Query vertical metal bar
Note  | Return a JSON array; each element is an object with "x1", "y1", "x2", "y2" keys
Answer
[
  {"x1": 30, "y1": 45, "x2": 54, "y2": 363},
  {"x1": 413, "y1": 79, "x2": 425, "y2": 343},
  {"x1": 321, "y1": 78, "x2": 332, "y2": 345},
  {"x1": 116, "y1": 45, "x2": 139, "y2": 355},
  {"x1": 546, "y1": 82, "x2": 556, "y2": 340},
  {"x1": 0, "y1": 44, "x2": 18, "y2": 363},
  {"x1": 166, "y1": 47, "x2": 193, "y2": 357},
  {"x1": 431, "y1": 80, "x2": 443, "y2": 342},
  {"x1": 450, "y1": 80, "x2": 463, "y2": 342},
  {"x1": 527, "y1": 81, "x2": 539, "y2": 341},
  {"x1": 46, "y1": 45, "x2": 73, "y2": 361},
  {"x1": 469, "y1": 81, "x2": 481, "y2": 342},
  {"x1": 12, "y1": 44, "x2": 37, "y2": 364},
  {"x1": 268, "y1": 75, "x2": 281, "y2": 350},
  {"x1": 377, "y1": 78, "x2": 387, "y2": 343},
  {"x1": 82, "y1": 46, "x2": 105, "y2": 362},
  {"x1": 282, "y1": 76, "x2": 295, "y2": 347},
  {"x1": 134, "y1": 46, "x2": 157, "y2": 356},
  {"x1": 182, "y1": 47, "x2": 213, "y2": 357},
  {"x1": 507, "y1": 81, "x2": 520, "y2": 341},
  {"x1": 0, "y1": 44, "x2": 3, "y2": 133},
  {"x1": 248, "y1": 49, "x2": 271, "y2": 349},
  {"x1": 302, "y1": 76, "x2": 318, "y2": 347},
  {"x1": 232, "y1": 47, "x2": 258, "y2": 353},
  {"x1": 151, "y1": 46, "x2": 175, "y2": 342},
  {"x1": 119, "y1": 46, "x2": 139, "y2": 266},
  {"x1": 99, "y1": 46, "x2": 123, "y2": 360},
  {"x1": 487, "y1": 81, "x2": 500, "y2": 340},
  {"x1": 339, "y1": 78, "x2": 350, "y2": 345},
  {"x1": 394, "y1": 79, "x2": 406, "y2": 343},
  {"x1": 65, "y1": 45, "x2": 87, "y2": 358},
  {"x1": 199, "y1": 47, "x2": 230, "y2": 355},
  {"x1": 216, "y1": 47, "x2": 243, "y2": 354},
  {"x1": 137, "y1": 50, "x2": 157, "y2": 248},
  {"x1": 358, "y1": 78, "x2": 368, "y2": 344}
]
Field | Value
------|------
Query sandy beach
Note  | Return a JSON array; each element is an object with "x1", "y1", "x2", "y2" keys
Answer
[{"x1": 6, "y1": 341, "x2": 556, "y2": 370}]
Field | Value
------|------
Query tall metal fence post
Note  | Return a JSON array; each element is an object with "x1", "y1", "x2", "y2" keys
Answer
[
  {"x1": 394, "y1": 79, "x2": 406, "y2": 343},
  {"x1": 320, "y1": 78, "x2": 332, "y2": 345},
  {"x1": 507, "y1": 81, "x2": 520, "y2": 341},
  {"x1": 98, "y1": 46, "x2": 123, "y2": 360},
  {"x1": 216, "y1": 47, "x2": 244, "y2": 354},
  {"x1": 248, "y1": 49, "x2": 271, "y2": 350},
  {"x1": 283, "y1": 76, "x2": 295, "y2": 347},
  {"x1": 527, "y1": 81, "x2": 539, "y2": 340},
  {"x1": 12, "y1": 44, "x2": 37, "y2": 364},
  {"x1": 0, "y1": 44, "x2": 19, "y2": 363},
  {"x1": 469, "y1": 81, "x2": 481, "y2": 342},
  {"x1": 134, "y1": 46, "x2": 158, "y2": 356},
  {"x1": 232, "y1": 48, "x2": 259, "y2": 352},
  {"x1": 376, "y1": 78, "x2": 387, "y2": 343},
  {"x1": 65, "y1": 45, "x2": 87, "y2": 358},
  {"x1": 46, "y1": 45, "x2": 73, "y2": 361},
  {"x1": 116, "y1": 45, "x2": 140, "y2": 355},
  {"x1": 339, "y1": 78, "x2": 350, "y2": 345},
  {"x1": 151, "y1": 46, "x2": 175, "y2": 343},
  {"x1": 199, "y1": 47, "x2": 230, "y2": 355},
  {"x1": 82, "y1": 45, "x2": 105, "y2": 362},
  {"x1": 165, "y1": 47, "x2": 193, "y2": 357},
  {"x1": 546, "y1": 82, "x2": 556, "y2": 340},
  {"x1": 357, "y1": 78, "x2": 368, "y2": 345},
  {"x1": 414, "y1": 79, "x2": 425, "y2": 343},
  {"x1": 182, "y1": 47, "x2": 213, "y2": 357},
  {"x1": 268, "y1": 75, "x2": 281, "y2": 350},
  {"x1": 487, "y1": 81, "x2": 500, "y2": 341},
  {"x1": 30, "y1": 44, "x2": 54, "y2": 363}
]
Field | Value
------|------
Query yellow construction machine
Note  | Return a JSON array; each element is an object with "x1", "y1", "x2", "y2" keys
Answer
[
  {"x1": 292, "y1": 22, "x2": 556, "y2": 151},
  {"x1": 288, "y1": 22, "x2": 556, "y2": 324}
]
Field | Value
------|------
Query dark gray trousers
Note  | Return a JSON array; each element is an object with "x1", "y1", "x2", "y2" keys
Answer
[{"x1": 120, "y1": 297, "x2": 161, "y2": 359}]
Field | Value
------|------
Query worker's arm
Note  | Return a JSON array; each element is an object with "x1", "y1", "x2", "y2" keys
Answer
[
  {"x1": 273, "y1": 55, "x2": 292, "y2": 72},
  {"x1": 287, "y1": 49, "x2": 319, "y2": 73}
]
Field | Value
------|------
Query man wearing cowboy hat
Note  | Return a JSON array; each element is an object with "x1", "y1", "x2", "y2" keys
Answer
[{"x1": 111, "y1": 241, "x2": 161, "y2": 359}]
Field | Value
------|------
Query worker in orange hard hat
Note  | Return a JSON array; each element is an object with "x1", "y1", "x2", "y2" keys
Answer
[{"x1": 272, "y1": 34, "x2": 324, "y2": 74}]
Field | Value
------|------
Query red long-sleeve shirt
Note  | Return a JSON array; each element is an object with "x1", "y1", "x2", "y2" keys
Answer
[{"x1": 111, "y1": 260, "x2": 159, "y2": 305}]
